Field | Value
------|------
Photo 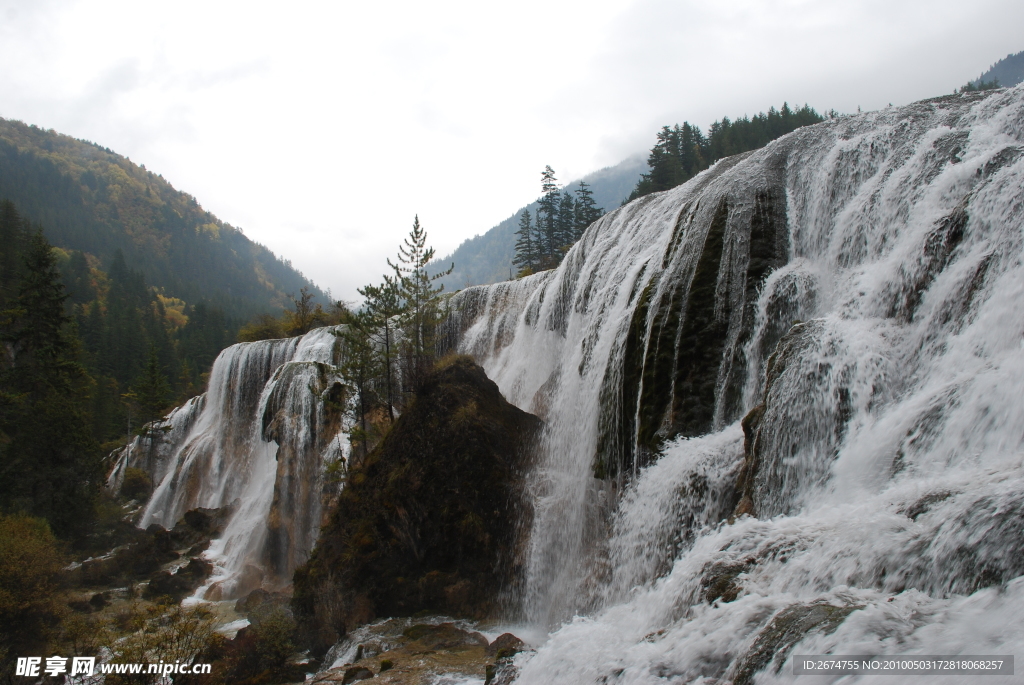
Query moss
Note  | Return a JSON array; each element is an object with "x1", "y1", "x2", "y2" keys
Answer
[
  {"x1": 668, "y1": 197, "x2": 732, "y2": 437},
  {"x1": 595, "y1": 273, "x2": 655, "y2": 479},
  {"x1": 293, "y1": 357, "x2": 541, "y2": 655},
  {"x1": 721, "y1": 190, "x2": 788, "y2": 421}
]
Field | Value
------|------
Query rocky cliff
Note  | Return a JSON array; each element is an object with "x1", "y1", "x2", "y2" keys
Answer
[{"x1": 293, "y1": 356, "x2": 541, "y2": 655}]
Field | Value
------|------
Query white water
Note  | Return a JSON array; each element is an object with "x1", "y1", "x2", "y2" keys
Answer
[
  {"x1": 112, "y1": 327, "x2": 346, "y2": 598},
  {"x1": 446, "y1": 87, "x2": 1024, "y2": 682}
]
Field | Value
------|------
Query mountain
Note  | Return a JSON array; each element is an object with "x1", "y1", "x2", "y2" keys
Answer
[
  {"x1": 429, "y1": 155, "x2": 647, "y2": 290},
  {"x1": 972, "y1": 50, "x2": 1024, "y2": 88},
  {"x1": 0, "y1": 117, "x2": 324, "y2": 321}
]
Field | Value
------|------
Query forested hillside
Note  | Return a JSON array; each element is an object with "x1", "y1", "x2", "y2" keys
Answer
[
  {"x1": 624, "y1": 103, "x2": 825, "y2": 202},
  {"x1": 0, "y1": 117, "x2": 324, "y2": 321},
  {"x1": 970, "y1": 50, "x2": 1024, "y2": 89}
]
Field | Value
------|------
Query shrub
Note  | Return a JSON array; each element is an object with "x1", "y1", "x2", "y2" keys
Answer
[
  {"x1": 0, "y1": 514, "x2": 67, "y2": 680},
  {"x1": 120, "y1": 468, "x2": 153, "y2": 501}
]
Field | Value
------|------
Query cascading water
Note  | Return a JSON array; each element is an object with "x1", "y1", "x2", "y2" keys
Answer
[
  {"x1": 444, "y1": 86, "x2": 1024, "y2": 682},
  {"x1": 109, "y1": 327, "x2": 347, "y2": 599}
]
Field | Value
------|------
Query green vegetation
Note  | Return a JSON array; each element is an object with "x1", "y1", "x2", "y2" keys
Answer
[
  {"x1": 0, "y1": 209, "x2": 102, "y2": 538},
  {"x1": 293, "y1": 357, "x2": 541, "y2": 655},
  {"x1": 1, "y1": 199, "x2": 233, "y2": 453},
  {"x1": 958, "y1": 78, "x2": 1001, "y2": 93},
  {"x1": 512, "y1": 168, "x2": 605, "y2": 275},
  {"x1": 237, "y1": 287, "x2": 348, "y2": 342},
  {"x1": 625, "y1": 103, "x2": 826, "y2": 203},
  {"x1": 341, "y1": 217, "x2": 453, "y2": 460},
  {"x1": 0, "y1": 117, "x2": 324, "y2": 323},
  {"x1": 0, "y1": 514, "x2": 67, "y2": 681},
  {"x1": 0, "y1": 114, "x2": 332, "y2": 449},
  {"x1": 430, "y1": 156, "x2": 645, "y2": 290},
  {"x1": 961, "y1": 50, "x2": 1024, "y2": 91}
]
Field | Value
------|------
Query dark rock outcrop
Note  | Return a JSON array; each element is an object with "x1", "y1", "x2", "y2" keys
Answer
[
  {"x1": 143, "y1": 557, "x2": 213, "y2": 601},
  {"x1": 731, "y1": 601, "x2": 861, "y2": 685},
  {"x1": 293, "y1": 356, "x2": 542, "y2": 655},
  {"x1": 69, "y1": 505, "x2": 232, "y2": 588}
]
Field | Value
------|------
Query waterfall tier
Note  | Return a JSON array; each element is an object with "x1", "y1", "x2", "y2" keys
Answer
[
  {"x1": 109, "y1": 327, "x2": 346, "y2": 599},
  {"x1": 442, "y1": 86, "x2": 1024, "y2": 681}
]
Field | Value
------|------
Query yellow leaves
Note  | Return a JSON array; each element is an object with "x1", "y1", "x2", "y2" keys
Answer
[
  {"x1": 156, "y1": 294, "x2": 189, "y2": 329},
  {"x1": 198, "y1": 222, "x2": 220, "y2": 239}
]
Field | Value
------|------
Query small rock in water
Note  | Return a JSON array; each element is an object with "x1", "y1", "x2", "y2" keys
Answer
[{"x1": 485, "y1": 633, "x2": 524, "y2": 658}]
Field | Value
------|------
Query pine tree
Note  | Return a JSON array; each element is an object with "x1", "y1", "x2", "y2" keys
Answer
[
  {"x1": 388, "y1": 216, "x2": 452, "y2": 390},
  {"x1": 0, "y1": 201, "x2": 26, "y2": 302},
  {"x1": 573, "y1": 181, "x2": 604, "y2": 241},
  {"x1": 556, "y1": 192, "x2": 576, "y2": 255},
  {"x1": 0, "y1": 226, "x2": 100, "y2": 540},
  {"x1": 339, "y1": 310, "x2": 382, "y2": 462},
  {"x1": 286, "y1": 286, "x2": 326, "y2": 336},
  {"x1": 136, "y1": 345, "x2": 172, "y2": 425},
  {"x1": 625, "y1": 105, "x2": 821, "y2": 204},
  {"x1": 513, "y1": 209, "x2": 538, "y2": 276},
  {"x1": 537, "y1": 166, "x2": 561, "y2": 268},
  {"x1": 357, "y1": 275, "x2": 403, "y2": 421}
]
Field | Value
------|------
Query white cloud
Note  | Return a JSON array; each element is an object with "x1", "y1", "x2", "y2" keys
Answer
[{"x1": 0, "y1": 0, "x2": 1020, "y2": 300}]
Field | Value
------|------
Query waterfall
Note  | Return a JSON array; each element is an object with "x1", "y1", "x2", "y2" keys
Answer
[
  {"x1": 445, "y1": 85, "x2": 1024, "y2": 680},
  {"x1": 111, "y1": 327, "x2": 347, "y2": 599}
]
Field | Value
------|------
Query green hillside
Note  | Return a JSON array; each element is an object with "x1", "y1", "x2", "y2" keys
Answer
[{"x1": 0, "y1": 117, "x2": 324, "y2": 321}]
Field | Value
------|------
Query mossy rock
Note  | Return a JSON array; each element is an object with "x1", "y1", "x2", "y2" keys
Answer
[
  {"x1": 293, "y1": 357, "x2": 542, "y2": 654},
  {"x1": 732, "y1": 601, "x2": 861, "y2": 685}
]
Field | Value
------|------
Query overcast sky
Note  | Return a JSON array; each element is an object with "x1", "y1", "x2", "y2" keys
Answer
[{"x1": 1, "y1": 0, "x2": 1021, "y2": 301}]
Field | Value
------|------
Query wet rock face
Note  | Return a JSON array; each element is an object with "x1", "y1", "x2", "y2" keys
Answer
[
  {"x1": 597, "y1": 179, "x2": 790, "y2": 480},
  {"x1": 293, "y1": 357, "x2": 542, "y2": 654},
  {"x1": 731, "y1": 602, "x2": 860, "y2": 685},
  {"x1": 69, "y1": 505, "x2": 231, "y2": 588}
]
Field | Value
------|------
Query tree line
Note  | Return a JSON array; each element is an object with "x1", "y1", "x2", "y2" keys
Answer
[
  {"x1": 0, "y1": 201, "x2": 102, "y2": 541},
  {"x1": 513, "y1": 167, "x2": 605, "y2": 275},
  {"x1": 232, "y1": 215, "x2": 454, "y2": 462},
  {"x1": 625, "y1": 103, "x2": 827, "y2": 203},
  {"x1": 341, "y1": 216, "x2": 453, "y2": 461}
]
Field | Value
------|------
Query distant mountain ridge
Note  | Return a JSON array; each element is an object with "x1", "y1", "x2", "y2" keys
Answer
[
  {"x1": 429, "y1": 155, "x2": 647, "y2": 290},
  {"x1": 972, "y1": 51, "x2": 1024, "y2": 88},
  {"x1": 0, "y1": 117, "x2": 324, "y2": 320}
]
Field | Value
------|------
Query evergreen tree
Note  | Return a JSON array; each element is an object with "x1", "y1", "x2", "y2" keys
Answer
[
  {"x1": 388, "y1": 215, "x2": 452, "y2": 391},
  {"x1": 626, "y1": 104, "x2": 823, "y2": 203},
  {"x1": 513, "y1": 209, "x2": 538, "y2": 275},
  {"x1": 339, "y1": 310, "x2": 382, "y2": 462},
  {"x1": 556, "y1": 192, "x2": 576, "y2": 255},
  {"x1": 0, "y1": 201, "x2": 26, "y2": 302},
  {"x1": 573, "y1": 180, "x2": 604, "y2": 241},
  {"x1": 0, "y1": 225, "x2": 100, "y2": 540},
  {"x1": 357, "y1": 275, "x2": 403, "y2": 422},
  {"x1": 62, "y1": 250, "x2": 95, "y2": 305},
  {"x1": 136, "y1": 345, "x2": 172, "y2": 425},
  {"x1": 536, "y1": 166, "x2": 561, "y2": 268},
  {"x1": 286, "y1": 286, "x2": 326, "y2": 336}
]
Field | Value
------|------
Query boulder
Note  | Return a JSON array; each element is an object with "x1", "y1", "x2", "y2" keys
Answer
[
  {"x1": 293, "y1": 356, "x2": 542, "y2": 655},
  {"x1": 485, "y1": 633, "x2": 524, "y2": 659}
]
